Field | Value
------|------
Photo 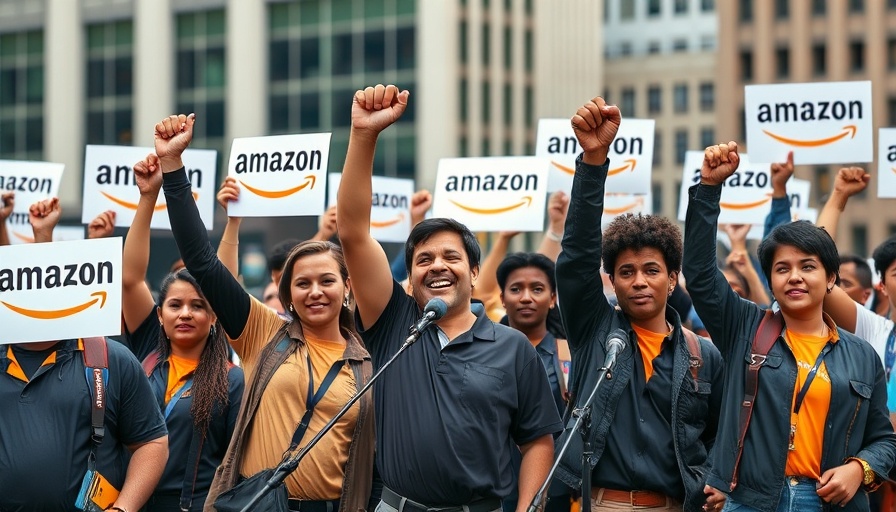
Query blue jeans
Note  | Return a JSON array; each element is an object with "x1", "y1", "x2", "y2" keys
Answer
[{"x1": 721, "y1": 477, "x2": 823, "y2": 512}]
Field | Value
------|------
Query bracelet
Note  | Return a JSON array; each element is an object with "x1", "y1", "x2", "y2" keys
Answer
[{"x1": 546, "y1": 230, "x2": 563, "y2": 242}]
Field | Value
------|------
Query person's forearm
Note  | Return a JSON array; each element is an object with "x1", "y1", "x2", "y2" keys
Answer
[
  {"x1": 0, "y1": 221, "x2": 9, "y2": 246},
  {"x1": 515, "y1": 435, "x2": 554, "y2": 512},
  {"x1": 474, "y1": 235, "x2": 511, "y2": 301},
  {"x1": 536, "y1": 230, "x2": 562, "y2": 262},
  {"x1": 742, "y1": 265, "x2": 771, "y2": 306},
  {"x1": 32, "y1": 226, "x2": 53, "y2": 243},
  {"x1": 113, "y1": 437, "x2": 168, "y2": 512},
  {"x1": 817, "y1": 190, "x2": 849, "y2": 240},
  {"x1": 123, "y1": 192, "x2": 158, "y2": 289},
  {"x1": 763, "y1": 195, "x2": 791, "y2": 240},
  {"x1": 217, "y1": 217, "x2": 241, "y2": 279},
  {"x1": 337, "y1": 128, "x2": 378, "y2": 243}
]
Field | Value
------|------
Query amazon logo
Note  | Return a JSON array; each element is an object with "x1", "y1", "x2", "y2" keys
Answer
[
  {"x1": 552, "y1": 158, "x2": 637, "y2": 177},
  {"x1": 234, "y1": 150, "x2": 322, "y2": 173},
  {"x1": 2, "y1": 291, "x2": 107, "y2": 319},
  {"x1": 545, "y1": 135, "x2": 645, "y2": 157},
  {"x1": 97, "y1": 164, "x2": 204, "y2": 188},
  {"x1": 0, "y1": 261, "x2": 113, "y2": 319},
  {"x1": 762, "y1": 125, "x2": 857, "y2": 148},
  {"x1": 604, "y1": 196, "x2": 645, "y2": 215},
  {"x1": 101, "y1": 190, "x2": 199, "y2": 210},
  {"x1": 371, "y1": 212, "x2": 406, "y2": 228},
  {"x1": 240, "y1": 175, "x2": 316, "y2": 199},
  {"x1": 449, "y1": 196, "x2": 532, "y2": 215}
]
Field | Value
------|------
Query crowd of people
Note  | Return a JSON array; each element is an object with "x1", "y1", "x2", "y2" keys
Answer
[{"x1": 2, "y1": 84, "x2": 896, "y2": 512}]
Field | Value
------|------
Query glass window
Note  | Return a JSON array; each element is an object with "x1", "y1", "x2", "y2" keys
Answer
[
  {"x1": 775, "y1": 0, "x2": 789, "y2": 18},
  {"x1": 270, "y1": 94, "x2": 289, "y2": 132},
  {"x1": 672, "y1": 39, "x2": 687, "y2": 52},
  {"x1": 504, "y1": 27, "x2": 512, "y2": 69},
  {"x1": 776, "y1": 47, "x2": 789, "y2": 78},
  {"x1": 653, "y1": 130, "x2": 662, "y2": 165},
  {"x1": 459, "y1": 21, "x2": 468, "y2": 64},
  {"x1": 813, "y1": 166, "x2": 830, "y2": 204},
  {"x1": 503, "y1": 83, "x2": 512, "y2": 125},
  {"x1": 332, "y1": 0, "x2": 354, "y2": 23},
  {"x1": 701, "y1": 0, "x2": 715, "y2": 12},
  {"x1": 621, "y1": 0, "x2": 635, "y2": 19},
  {"x1": 175, "y1": 10, "x2": 226, "y2": 155},
  {"x1": 674, "y1": 0, "x2": 688, "y2": 14},
  {"x1": 740, "y1": 50, "x2": 753, "y2": 81},
  {"x1": 849, "y1": 0, "x2": 864, "y2": 13},
  {"x1": 652, "y1": 183, "x2": 662, "y2": 216},
  {"x1": 300, "y1": 37, "x2": 321, "y2": 78},
  {"x1": 740, "y1": 0, "x2": 753, "y2": 22},
  {"x1": 699, "y1": 82, "x2": 714, "y2": 111},
  {"x1": 673, "y1": 83, "x2": 688, "y2": 113},
  {"x1": 812, "y1": 0, "x2": 826, "y2": 15},
  {"x1": 621, "y1": 87, "x2": 635, "y2": 117},
  {"x1": 300, "y1": 92, "x2": 320, "y2": 130},
  {"x1": 648, "y1": 85, "x2": 662, "y2": 114},
  {"x1": 888, "y1": 38, "x2": 896, "y2": 70},
  {"x1": 850, "y1": 41, "x2": 865, "y2": 72},
  {"x1": 332, "y1": 33, "x2": 353, "y2": 75},
  {"x1": 675, "y1": 129, "x2": 688, "y2": 164},
  {"x1": 851, "y1": 225, "x2": 868, "y2": 256},
  {"x1": 647, "y1": 0, "x2": 661, "y2": 16},
  {"x1": 700, "y1": 127, "x2": 715, "y2": 149},
  {"x1": 364, "y1": 30, "x2": 386, "y2": 73},
  {"x1": 84, "y1": 22, "x2": 133, "y2": 147},
  {"x1": 813, "y1": 43, "x2": 826, "y2": 76},
  {"x1": 524, "y1": 30, "x2": 533, "y2": 71},
  {"x1": 482, "y1": 23, "x2": 490, "y2": 66},
  {"x1": 648, "y1": 41, "x2": 661, "y2": 54},
  {"x1": 397, "y1": 27, "x2": 415, "y2": 69},
  {"x1": 888, "y1": 97, "x2": 896, "y2": 125},
  {"x1": 460, "y1": 79, "x2": 468, "y2": 122},
  {"x1": 482, "y1": 81, "x2": 491, "y2": 124}
]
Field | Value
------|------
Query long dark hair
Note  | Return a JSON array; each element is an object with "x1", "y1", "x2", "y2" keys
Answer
[
  {"x1": 277, "y1": 240, "x2": 356, "y2": 336},
  {"x1": 157, "y1": 269, "x2": 231, "y2": 433}
]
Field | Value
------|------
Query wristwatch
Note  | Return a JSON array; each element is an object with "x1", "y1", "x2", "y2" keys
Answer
[{"x1": 848, "y1": 457, "x2": 875, "y2": 486}]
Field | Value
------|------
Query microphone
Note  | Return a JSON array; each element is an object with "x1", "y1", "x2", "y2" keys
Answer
[
  {"x1": 603, "y1": 328, "x2": 627, "y2": 370},
  {"x1": 410, "y1": 298, "x2": 448, "y2": 336}
]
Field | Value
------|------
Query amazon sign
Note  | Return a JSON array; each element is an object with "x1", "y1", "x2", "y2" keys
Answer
[
  {"x1": 226, "y1": 133, "x2": 330, "y2": 218},
  {"x1": 745, "y1": 81, "x2": 873, "y2": 165},
  {"x1": 327, "y1": 173, "x2": 414, "y2": 243},
  {"x1": 676, "y1": 151, "x2": 773, "y2": 225},
  {"x1": 602, "y1": 193, "x2": 652, "y2": 228},
  {"x1": 432, "y1": 157, "x2": 548, "y2": 232},
  {"x1": 535, "y1": 118, "x2": 655, "y2": 194},
  {"x1": 0, "y1": 237, "x2": 122, "y2": 344},
  {"x1": 0, "y1": 160, "x2": 64, "y2": 245},
  {"x1": 877, "y1": 128, "x2": 896, "y2": 198},
  {"x1": 82, "y1": 145, "x2": 217, "y2": 230}
]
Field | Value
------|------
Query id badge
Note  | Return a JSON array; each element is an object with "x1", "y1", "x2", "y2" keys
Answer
[{"x1": 75, "y1": 468, "x2": 120, "y2": 511}]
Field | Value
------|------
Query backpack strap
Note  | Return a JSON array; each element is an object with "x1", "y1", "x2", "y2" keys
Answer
[
  {"x1": 681, "y1": 328, "x2": 703, "y2": 391},
  {"x1": 141, "y1": 351, "x2": 160, "y2": 378},
  {"x1": 82, "y1": 337, "x2": 108, "y2": 471},
  {"x1": 730, "y1": 309, "x2": 783, "y2": 491}
]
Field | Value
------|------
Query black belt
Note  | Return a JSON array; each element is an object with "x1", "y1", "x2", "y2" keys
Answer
[
  {"x1": 381, "y1": 487, "x2": 500, "y2": 512},
  {"x1": 287, "y1": 499, "x2": 340, "y2": 512}
]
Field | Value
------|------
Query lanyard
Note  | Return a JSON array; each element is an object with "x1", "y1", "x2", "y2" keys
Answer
[
  {"x1": 788, "y1": 341, "x2": 833, "y2": 450},
  {"x1": 885, "y1": 323, "x2": 896, "y2": 379},
  {"x1": 164, "y1": 377, "x2": 193, "y2": 419},
  {"x1": 287, "y1": 351, "x2": 344, "y2": 453}
]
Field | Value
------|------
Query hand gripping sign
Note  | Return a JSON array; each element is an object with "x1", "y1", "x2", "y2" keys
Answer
[{"x1": 0, "y1": 160, "x2": 64, "y2": 245}]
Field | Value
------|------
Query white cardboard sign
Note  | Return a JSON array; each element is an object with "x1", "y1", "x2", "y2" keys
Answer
[
  {"x1": 0, "y1": 160, "x2": 64, "y2": 245},
  {"x1": 535, "y1": 118, "x2": 655, "y2": 194},
  {"x1": 745, "y1": 81, "x2": 873, "y2": 165},
  {"x1": 433, "y1": 157, "x2": 549, "y2": 232},
  {"x1": 52, "y1": 226, "x2": 86, "y2": 242},
  {"x1": 601, "y1": 193, "x2": 652, "y2": 228},
  {"x1": 327, "y1": 173, "x2": 414, "y2": 243},
  {"x1": 677, "y1": 151, "x2": 773, "y2": 225},
  {"x1": 877, "y1": 128, "x2": 896, "y2": 198},
  {"x1": 227, "y1": 133, "x2": 330, "y2": 217},
  {"x1": 82, "y1": 145, "x2": 217, "y2": 230},
  {"x1": 0, "y1": 237, "x2": 123, "y2": 343}
]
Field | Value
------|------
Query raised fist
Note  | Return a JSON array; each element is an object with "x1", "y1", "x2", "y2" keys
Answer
[
  {"x1": 87, "y1": 210, "x2": 116, "y2": 239},
  {"x1": 351, "y1": 84, "x2": 410, "y2": 135},
  {"x1": 571, "y1": 96, "x2": 621, "y2": 165},
  {"x1": 700, "y1": 142, "x2": 740, "y2": 187},
  {"x1": 154, "y1": 113, "x2": 195, "y2": 170},
  {"x1": 133, "y1": 153, "x2": 162, "y2": 197},
  {"x1": 832, "y1": 166, "x2": 870, "y2": 198}
]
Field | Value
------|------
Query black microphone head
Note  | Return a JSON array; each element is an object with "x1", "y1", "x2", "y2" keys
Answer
[
  {"x1": 424, "y1": 298, "x2": 448, "y2": 320},
  {"x1": 606, "y1": 328, "x2": 628, "y2": 351}
]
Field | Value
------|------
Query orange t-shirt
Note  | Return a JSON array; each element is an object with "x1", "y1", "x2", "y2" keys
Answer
[
  {"x1": 165, "y1": 354, "x2": 198, "y2": 404},
  {"x1": 631, "y1": 323, "x2": 671, "y2": 382},
  {"x1": 784, "y1": 327, "x2": 838, "y2": 479}
]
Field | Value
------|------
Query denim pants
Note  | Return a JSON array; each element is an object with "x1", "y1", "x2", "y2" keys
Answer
[{"x1": 721, "y1": 477, "x2": 823, "y2": 512}]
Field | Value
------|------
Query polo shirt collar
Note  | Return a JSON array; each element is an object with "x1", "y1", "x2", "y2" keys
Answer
[
  {"x1": 437, "y1": 302, "x2": 497, "y2": 347},
  {"x1": 537, "y1": 332, "x2": 557, "y2": 354}
]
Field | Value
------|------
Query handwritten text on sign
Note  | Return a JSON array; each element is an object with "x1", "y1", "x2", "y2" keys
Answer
[
  {"x1": 745, "y1": 81, "x2": 872, "y2": 165},
  {"x1": 227, "y1": 133, "x2": 330, "y2": 218},
  {"x1": 0, "y1": 237, "x2": 123, "y2": 343},
  {"x1": 82, "y1": 145, "x2": 217, "y2": 230},
  {"x1": 327, "y1": 173, "x2": 414, "y2": 243},
  {"x1": 677, "y1": 151, "x2": 773, "y2": 225},
  {"x1": 535, "y1": 118, "x2": 655, "y2": 194},
  {"x1": 0, "y1": 160, "x2": 64, "y2": 245},
  {"x1": 433, "y1": 157, "x2": 549, "y2": 232}
]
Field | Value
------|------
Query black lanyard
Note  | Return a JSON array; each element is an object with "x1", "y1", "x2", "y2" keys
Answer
[
  {"x1": 286, "y1": 351, "x2": 345, "y2": 453},
  {"x1": 792, "y1": 341, "x2": 834, "y2": 415}
]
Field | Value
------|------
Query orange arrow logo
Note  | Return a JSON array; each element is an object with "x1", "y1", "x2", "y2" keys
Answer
[
  {"x1": 102, "y1": 191, "x2": 199, "y2": 211},
  {"x1": 449, "y1": 196, "x2": 533, "y2": 215},
  {"x1": 762, "y1": 125, "x2": 857, "y2": 147},
  {"x1": 604, "y1": 196, "x2": 644, "y2": 215},
  {"x1": 608, "y1": 159, "x2": 637, "y2": 176},
  {"x1": 12, "y1": 230, "x2": 34, "y2": 243},
  {"x1": 551, "y1": 161, "x2": 576, "y2": 176},
  {"x1": 719, "y1": 197, "x2": 772, "y2": 210},
  {"x1": 2, "y1": 291, "x2": 107, "y2": 320},
  {"x1": 240, "y1": 175, "x2": 316, "y2": 199},
  {"x1": 371, "y1": 213, "x2": 405, "y2": 228}
]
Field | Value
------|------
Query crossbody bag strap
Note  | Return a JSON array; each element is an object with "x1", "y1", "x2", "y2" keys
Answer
[
  {"x1": 681, "y1": 328, "x2": 703, "y2": 390},
  {"x1": 285, "y1": 351, "x2": 345, "y2": 456},
  {"x1": 179, "y1": 426, "x2": 206, "y2": 511},
  {"x1": 730, "y1": 310, "x2": 783, "y2": 491},
  {"x1": 82, "y1": 337, "x2": 109, "y2": 471}
]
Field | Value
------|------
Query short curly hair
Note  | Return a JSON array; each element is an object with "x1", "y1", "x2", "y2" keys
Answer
[{"x1": 602, "y1": 213, "x2": 683, "y2": 276}]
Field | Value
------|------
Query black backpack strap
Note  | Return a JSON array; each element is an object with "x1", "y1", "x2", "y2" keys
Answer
[
  {"x1": 681, "y1": 328, "x2": 704, "y2": 391},
  {"x1": 730, "y1": 310, "x2": 783, "y2": 491},
  {"x1": 82, "y1": 337, "x2": 108, "y2": 471}
]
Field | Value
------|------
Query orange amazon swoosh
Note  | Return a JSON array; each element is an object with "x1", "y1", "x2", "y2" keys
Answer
[
  {"x1": 762, "y1": 125, "x2": 857, "y2": 147},
  {"x1": 551, "y1": 161, "x2": 576, "y2": 176},
  {"x1": 102, "y1": 191, "x2": 199, "y2": 211},
  {"x1": 12, "y1": 230, "x2": 34, "y2": 243},
  {"x1": 2, "y1": 291, "x2": 107, "y2": 320},
  {"x1": 719, "y1": 197, "x2": 772, "y2": 210},
  {"x1": 239, "y1": 175, "x2": 316, "y2": 199},
  {"x1": 449, "y1": 196, "x2": 533, "y2": 215},
  {"x1": 604, "y1": 197, "x2": 644, "y2": 215},
  {"x1": 371, "y1": 213, "x2": 405, "y2": 228},
  {"x1": 608, "y1": 159, "x2": 637, "y2": 176}
]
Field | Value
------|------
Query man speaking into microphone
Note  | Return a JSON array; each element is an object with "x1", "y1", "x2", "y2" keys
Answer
[
  {"x1": 338, "y1": 84, "x2": 561, "y2": 512},
  {"x1": 554, "y1": 95, "x2": 725, "y2": 512}
]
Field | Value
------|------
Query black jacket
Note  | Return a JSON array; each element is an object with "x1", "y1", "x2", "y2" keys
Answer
[
  {"x1": 554, "y1": 155, "x2": 724, "y2": 512},
  {"x1": 682, "y1": 182, "x2": 896, "y2": 512}
]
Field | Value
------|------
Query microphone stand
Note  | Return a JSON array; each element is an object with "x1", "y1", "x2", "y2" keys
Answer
[
  {"x1": 238, "y1": 325, "x2": 430, "y2": 512},
  {"x1": 526, "y1": 360, "x2": 618, "y2": 512}
]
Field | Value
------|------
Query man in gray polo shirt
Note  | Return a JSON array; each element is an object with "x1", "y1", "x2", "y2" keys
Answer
[{"x1": 338, "y1": 84, "x2": 562, "y2": 512}]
